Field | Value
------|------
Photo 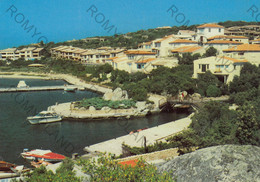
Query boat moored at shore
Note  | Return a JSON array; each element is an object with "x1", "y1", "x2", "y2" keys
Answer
[
  {"x1": 17, "y1": 80, "x2": 28, "y2": 88},
  {"x1": 27, "y1": 111, "x2": 62, "y2": 124},
  {"x1": 21, "y1": 149, "x2": 66, "y2": 162}
]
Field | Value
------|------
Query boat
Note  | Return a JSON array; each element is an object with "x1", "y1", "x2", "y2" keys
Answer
[
  {"x1": 0, "y1": 161, "x2": 27, "y2": 179},
  {"x1": 21, "y1": 149, "x2": 66, "y2": 162},
  {"x1": 27, "y1": 111, "x2": 62, "y2": 124},
  {"x1": 17, "y1": 80, "x2": 28, "y2": 88}
]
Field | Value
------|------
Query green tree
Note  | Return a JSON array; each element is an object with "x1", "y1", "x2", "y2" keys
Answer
[
  {"x1": 236, "y1": 103, "x2": 259, "y2": 145},
  {"x1": 206, "y1": 85, "x2": 221, "y2": 97},
  {"x1": 203, "y1": 47, "x2": 217, "y2": 57}
]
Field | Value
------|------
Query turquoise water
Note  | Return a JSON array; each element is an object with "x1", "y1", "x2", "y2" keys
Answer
[{"x1": 0, "y1": 78, "x2": 189, "y2": 165}]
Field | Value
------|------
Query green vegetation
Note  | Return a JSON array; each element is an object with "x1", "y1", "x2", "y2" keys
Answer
[
  {"x1": 76, "y1": 97, "x2": 136, "y2": 110},
  {"x1": 218, "y1": 20, "x2": 260, "y2": 28},
  {"x1": 24, "y1": 158, "x2": 81, "y2": 182},
  {"x1": 123, "y1": 63, "x2": 260, "y2": 156},
  {"x1": 21, "y1": 155, "x2": 173, "y2": 182},
  {"x1": 76, "y1": 154, "x2": 173, "y2": 182},
  {"x1": 202, "y1": 47, "x2": 217, "y2": 57}
]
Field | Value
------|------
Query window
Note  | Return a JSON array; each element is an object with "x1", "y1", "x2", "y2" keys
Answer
[
  {"x1": 209, "y1": 28, "x2": 211, "y2": 32},
  {"x1": 137, "y1": 64, "x2": 144, "y2": 69},
  {"x1": 238, "y1": 52, "x2": 244, "y2": 56},
  {"x1": 202, "y1": 65, "x2": 206, "y2": 72},
  {"x1": 155, "y1": 43, "x2": 161, "y2": 47},
  {"x1": 128, "y1": 55, "x2": 134, "y2": 60},
  {"x1": 219, "y1": 28, "x2": 221, "y2": 33}
]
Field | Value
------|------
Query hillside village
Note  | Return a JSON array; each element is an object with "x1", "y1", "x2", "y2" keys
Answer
[
  {"x1": 1, "y1": 23, "x2": 260, "y2": 84},
  {"x1": 1, "y1": 22, "x2": 260, "y2": 181}
]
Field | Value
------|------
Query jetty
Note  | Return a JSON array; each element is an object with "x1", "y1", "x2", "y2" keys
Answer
[
  {"x1": 84, "y1": 114, "x2": 193, "y2": 156},
  {"x1": 0, "y1": 85, "x2": 83, "y2": 93}
]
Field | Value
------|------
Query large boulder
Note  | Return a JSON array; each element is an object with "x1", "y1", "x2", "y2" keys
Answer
[
  {"x1": 103, "y1": 91, "x2": 113, "y2": 100},
  {"x1": 103, "y1": 87, "x2": 129, "y2": 101},
  {"x1": 158, "y1": 145, "x2": 260, "y2": 182},
  {"x1": 136, "y1": 101, "x2": 146, "y2": 112},
  {"x1": 89, "y1": 106, "x2": 96, "y2": 111}
]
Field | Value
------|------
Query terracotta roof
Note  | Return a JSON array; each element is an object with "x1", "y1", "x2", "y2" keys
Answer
[
  {"x1": 250, "y1": 39, "x2": 260, "y2": 42},
  {"x1": 197, "y1": 23, "x2": 224, "y2": 29},
  {"x1": 223, "y1": 44, "x2": 260, "y2": 52},
  {"x1": 141, "y1": 42, "x2": 152, "y2": 45},
  {"x1": 135, "y1": 58, "x2": 156, "y2": 63},
  {"x1": 107, "y1": 56, "x2": 118, "y2": 60},
  {"x1": 169, "y1": 39, "x2": 197, "y2": 44},
  {"x1": 220, "y1": 56, "x2": 248, "y2": 63},
  {"x1": 208, "y1": 35, "x2": 248, "y2": 40},
  {"x1": 154, "y1": 34, "x2": 174, "y2": 43},
  {"x1": 206, "y1": 40, "x2": 243, "y2": 44},
  {"x1": 124, "y1": 50, "x2": 156, "y2": 55},
  {"x1": 171, "y1": 46, "x2": 203, "y2": 53},
  {"x1": 111, "y1": 56, "x2": 128, "y2": 63}
]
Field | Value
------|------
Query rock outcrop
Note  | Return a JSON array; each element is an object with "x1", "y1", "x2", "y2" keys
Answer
[
  {"x1": 103, "y1": 87, "x2": 128, "y2": 101},
  {"x1": 158, "y1": 145, "x2": 260, "y2": 182}
]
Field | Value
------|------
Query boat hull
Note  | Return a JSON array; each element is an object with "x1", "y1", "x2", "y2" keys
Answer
[
  {"x1": 21, "y1": 149, "x2": 66, "y2": 163},
  {"x1": 27, "y1": 116, "x2": 62, "y2": 124}
]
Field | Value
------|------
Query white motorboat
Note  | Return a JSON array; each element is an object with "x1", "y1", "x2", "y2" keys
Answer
[
  {"x1": 17, "y1": 80, "x2": 28, "y2": 88},
  {"x1": 21, "y1": 149, "x2": 66, "y2": 162},
  {"x1": 27, "y1": 111, "x2": 62, "y2": 124}
]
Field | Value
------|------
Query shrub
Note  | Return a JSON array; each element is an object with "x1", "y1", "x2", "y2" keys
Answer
[
  {"x1": 206, "y1": 85, "x2": 221, "y2": 97},
  {"x1": 76, "y1": 154, "x2": 173, "y2": 181}
]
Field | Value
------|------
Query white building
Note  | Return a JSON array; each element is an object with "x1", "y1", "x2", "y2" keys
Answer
[
  {"x1": 169, "y1": 39, "x2": 198, "y2": 48},
  {"x1": 194, "y1": 23, "x2": 225, "y2": 43},
  {"x1": 250, "y1": 39, "x2": 260, "y2": 44},
  {"x1": 208, "y1": 35, "x2": 249, "y2": 44},
  {"x1": 223, "y1": 44, "x2": 260, "y2": 65},
  {"x1": 193, "y1": 56, "x2": 248, "y2": 83},
  {"x1": 205, "y1": 40, "x2": 243, "y2": 54},
  {"x1": 0, "y1": 47, "x2": 44, "y2": 60}
]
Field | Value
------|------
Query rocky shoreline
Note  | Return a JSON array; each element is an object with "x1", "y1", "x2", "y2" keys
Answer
[
  {"x1": 0, "y1": 71, "x2": 167, "y2": 119},
  {"x1": 48, "y1": 88, "x2": 165, "y2": 120}
]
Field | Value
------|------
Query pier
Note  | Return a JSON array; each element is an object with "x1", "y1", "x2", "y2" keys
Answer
[
  {"x1": 84, "y1": 114, "x2": 193, "y2": 156},
  {"x1": 0, "y1": 85, "x2": 82, "y2": 93}
]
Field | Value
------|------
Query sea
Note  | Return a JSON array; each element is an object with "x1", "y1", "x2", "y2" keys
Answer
[{"x1": 0, "y1": 78, "x2": 189, "y2": 166}]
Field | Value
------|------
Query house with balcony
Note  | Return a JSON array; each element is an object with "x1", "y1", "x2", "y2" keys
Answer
[
  {"x1": 31, "y1": 48, "x2": 44, "y2": 60},
  {"x1": 208, "y1": 35, "x2": 249, "y2": 44},
  {"x1": 169, "y1": 39, "x2": 198, "y2": 48},
  {"x1": 138, "y1": 42, "x2": 152, "y2": 50},
  {"x1": 250, "y1": 39, "x2": 260, "y2": 44},
  {"x1": 194, "y1": 23, "x2": 225, "y2": 43},
  {"x1": 0, "y1": 47, "x2": 44, "y2": 60},
  {"x1": 205, "y1": 40, "x2": 243, "y2": 53},
  {"x1": 0, "y1": 48, "x2": 17, "y2": 60},
  {"x1": 150, "y1": 34, "x2": 176, "y2": 57},
  {"x1": 223, "y1": 44, "x2": 260, "y2": 65},
  {"x1": 193, "y1": 56, "x2": 248, "y2": 83},
  {"x1": 50, "y1": 46, "x2": 71, "y2": 58},
  {"x1": 109, "y1": 50, "x2": 157, "y2": 73}
]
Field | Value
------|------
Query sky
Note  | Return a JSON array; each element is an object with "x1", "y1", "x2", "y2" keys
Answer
[{"x1": 0, "y1": 0, "x2": 259, "y2": 49}]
